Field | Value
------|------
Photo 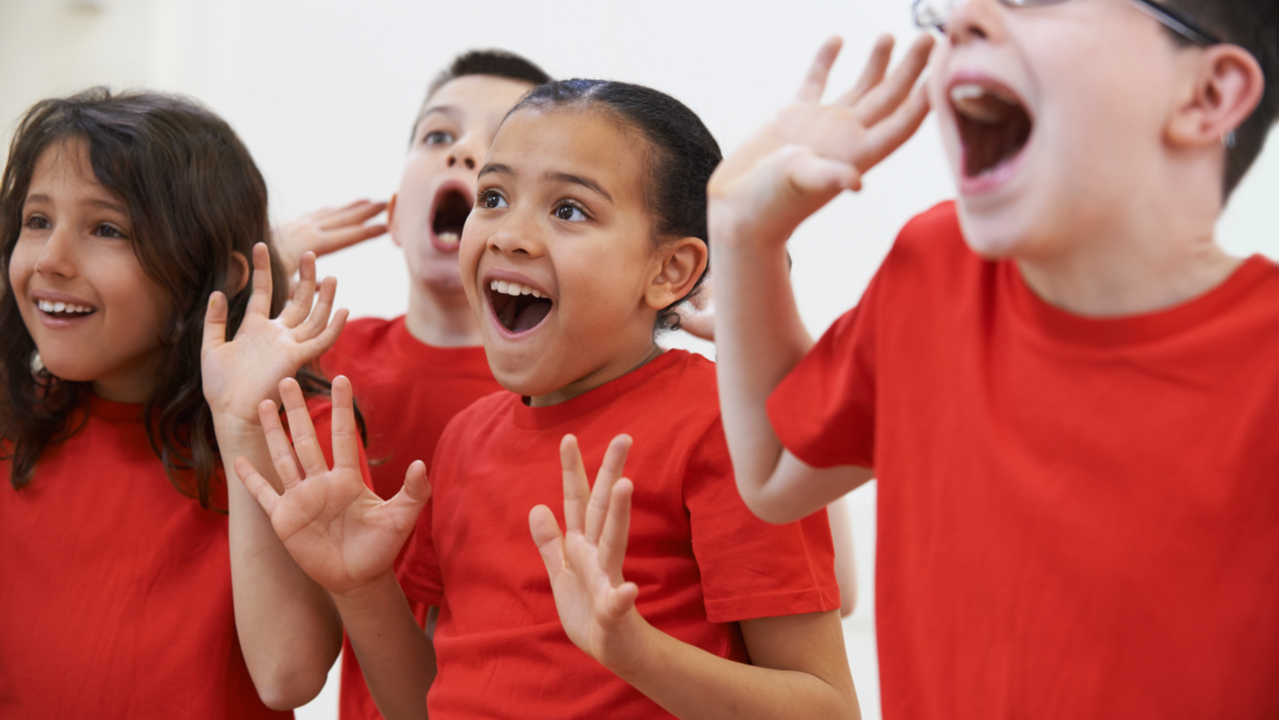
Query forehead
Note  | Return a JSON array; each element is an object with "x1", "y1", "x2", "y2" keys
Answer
[
  {"x1": 420, "y1": 75, "x2": 536, "y2": 125},
  {"x1": 27, "y1": 138, "x2": 112, "y2": 199},
  {"x1": 487, "y1": 107, "x2": 649, "y2": 203}
]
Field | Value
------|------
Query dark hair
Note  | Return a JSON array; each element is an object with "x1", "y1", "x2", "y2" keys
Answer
[
  {"x1": 409, "y1": 49, "x2": 552, "y2": 144},
  {"x1": 1164, "y1": 0, "x2": 1277, "y2": 197},
  {"x1": 0, "y1": 87, "x2": 333, "y2": 509},
  {"x1": 509, "y1": 79, "x2": 723, "y2": 331}
]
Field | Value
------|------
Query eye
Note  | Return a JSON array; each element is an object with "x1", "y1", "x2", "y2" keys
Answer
[
  {"x1": 423, "y1": 130, "x2": 455, "y2": 146},
  {"x1": 22, "y1": 213, "x2": 50, "y2": 231},
  {"x1": 553, "y1": 201, "x2": 588, "y2": 223},
  {"x1": 93, "y1": 223, "x2": 128, "y2": 239},
  {"x1": 478, "y1": 190, "x2": 508, "y2": 210}
]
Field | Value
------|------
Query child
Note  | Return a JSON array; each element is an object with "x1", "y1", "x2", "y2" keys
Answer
[
  {"x1": 712, "y1": 1, "x2": 1277, "y2": 717},
  {"x1": 237, "y1": 79, "x2": 860, "y2": 718},
  {"x1": 0, "y1": 89, "x2": 346, "y2": 716},
  {"x1": 277, "y1": 49, "x2": 552, "y2": 720}
]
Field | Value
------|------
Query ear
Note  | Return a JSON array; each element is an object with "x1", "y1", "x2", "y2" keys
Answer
[
  {"x1": 644, "y1": 237, "x2": 708, "y2": 311},
  {"x1": 229, "y1": 251, "x2": 250, "y2": 294},
  {"x1": 386, "y1": 193, "x2": 402, "y2": 247},
  {"x1": 1166, "y1": 44, "x2": 1265, "y2": 149}
]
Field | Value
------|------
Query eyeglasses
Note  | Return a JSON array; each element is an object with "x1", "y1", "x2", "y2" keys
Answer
[{"x1": 912, "y1": 0, "x2": 1222, "y2": 47}]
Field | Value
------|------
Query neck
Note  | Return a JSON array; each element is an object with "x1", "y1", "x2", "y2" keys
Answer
[
  {"x1": 528, "y1": 342, "x2": 664, "y2": 408},
  {"x1": 1017, "y1": 155, "x2": 1239, "y2": 317},
  {"x1": 404, "y1": 283, "x2": 482, "y2": 348}
]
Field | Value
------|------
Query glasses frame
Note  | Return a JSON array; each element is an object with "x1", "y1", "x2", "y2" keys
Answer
[{"x1": 912, "y1": 0, "x2": 1222, "y2": 47}]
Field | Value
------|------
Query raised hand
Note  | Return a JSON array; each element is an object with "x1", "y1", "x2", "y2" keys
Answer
[
  {"x1": 675, "y1": 284, "x2": 715, "y2": 342},
  {"x1": 274, "y1": 199, "x2": 388, "y2": 278},
  {"x1": 708, "y1": 34, "x2": 936, "y2": 248},
  {"x1": 202, "y1": 243, "x2": 346, "y2": 427},
  {"x1": 530, "y1": 435, "x2": 650, "y2": 674},
  {"x1": 237, "y1": 376, "x2": 430, "y2": 596}
]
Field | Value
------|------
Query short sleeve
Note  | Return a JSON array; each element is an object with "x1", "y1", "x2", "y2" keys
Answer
[
  {"x1": 684, "y1": 420, "x2": 840, "y2": 622},
  {"x1": 767, "y1": 274, "x2": 882, "y2": 469}
]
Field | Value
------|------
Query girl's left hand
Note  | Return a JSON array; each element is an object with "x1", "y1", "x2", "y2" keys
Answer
[
  {"x1": 202, "y1": 242, "x2": 347, "y2": 428},
  {"x1": 529, "y1": 434, "x2": 653, "y2": 676}
]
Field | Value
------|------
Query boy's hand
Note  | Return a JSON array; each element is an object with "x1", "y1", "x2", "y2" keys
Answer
[
  {"x1": 275, "y1": 199, "x2": 388, "y2": 277},
  {"x1": 202, "y1": 243, "x2": 346, "y2": 429},
  {"x1": 675, "y1": 285, "x2": 715, "y2": 341},
  {"x1": 237, "y1": 376, "x2": 430, "y2": 596},
  {"x1": 708, "y1": 34, "x2": 935, "y2": 249},
  {"x1": 530, "y1": 435, "x2": 652, "y2": 676}
]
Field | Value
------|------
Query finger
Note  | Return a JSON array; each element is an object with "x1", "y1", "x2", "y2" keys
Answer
[
  {"x1": 859, "y1": 80, "x2": 933, "y2": 171},
  {"x1": 796, "y1": 36, "x2": 843, "y2": 103},
  {"x1": 317, "y1": 222, "x2": 389, "y2": 254},
  {"x1": 279, "y1": 377, "x2": 330, "y2": 478},
  {"x1": 200, "y1": 292, "x2": 228, "y2": 360},
  {"x1": 329, "y1": 376, "x2": 361, "y2": 472},
  {"x1": 836, "y1": 34, "x2": 894, "y2": 106},
  {"x1": 854, "y1": 34, "x2": 935, "y2": 128},
  {"x1": 257, "y1": 398, "x2": 304, "y2": 491},
  {"x1": 297, "y1": 307, "x2": 349, "y2": 362},
  {"x1": 787, "y1": 149, "x2": 863, "y2": 196},
  {"x1": 280, "y1": 252, "x2": 316, "y2": 328},
  {"x1": 298, "y1": 276, "x2": 338, "y2": 338},
  {"x1": 235, "y1": 456, "x2": 283, "y2": 517},
  {"x1": 529, "y1": 504, "x2": 568, "y2": 585},
  {"x1": 560, "y1": 435, "x2": 590, "y2": 532},
  {"x1": 384, "y1": 460, "x2": 431, "y2": 537},
  {"x1": 319, "y1": 199, "x2": 387, "y2": 231},
  {"x1": 597, "y1": 478, "x2": 634, "y2": 586},
  {"x1": 245, "y1": 243, "x2": 274, "y2": 319},
  {"x1": 584, "y1": 434, "x2": 632, "y2": 543}
]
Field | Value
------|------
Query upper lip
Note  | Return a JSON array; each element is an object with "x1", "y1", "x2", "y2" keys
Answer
[{"x1": 31, "y1": 289, "x2": 95, "y2": 308}]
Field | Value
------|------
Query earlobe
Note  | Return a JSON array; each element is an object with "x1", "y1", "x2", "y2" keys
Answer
[
  {"x1": 1167, "y1": 45, "x2": 1265, "y2": 148},
  {"x1": 229, "y1": 251, "x2": 250, "y2": 294},
  {"x1": 387, "y1": 193, "x2": 402, "y2": 247},
  {"x1": 645, "y1": 237, "x2": 709, "y2": 310}
]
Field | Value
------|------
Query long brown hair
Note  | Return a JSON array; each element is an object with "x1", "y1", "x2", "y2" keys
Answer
[{"x1": 0, "y1": 88, "x2": 334, "y2": 509}]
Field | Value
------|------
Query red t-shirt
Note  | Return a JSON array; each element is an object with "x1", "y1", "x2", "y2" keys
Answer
[
  {"x1": 320, "y1": 316, "x2": 501, "y2": 720},
  {"x1": 398, "y1": 349, "x2": 839, "y2": 719},
  {"x1": 0, "y1": 394, "x2": 342, "y2": 719},
  {"x1": 768, "y1": 201, "x2": 1279, "y2": 719}
]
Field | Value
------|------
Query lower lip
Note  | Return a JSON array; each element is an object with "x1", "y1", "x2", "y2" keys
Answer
[
  {"x1": 36, "y1": 308, "x2": 96, "y2": 328},
  {"x1": 957, "y1": 144, "x2": 1028, "y2": 196}
]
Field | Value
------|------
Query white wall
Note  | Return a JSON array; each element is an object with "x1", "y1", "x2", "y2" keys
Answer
[{"x1": 2, "y1": 2, "x2": 1275, "y2": 718}]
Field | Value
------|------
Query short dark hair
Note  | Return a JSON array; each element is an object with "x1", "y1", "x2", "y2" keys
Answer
[
  {"x1": 509, "y1": 79, "x2": 723, "y2": 332},
  {"x1": 1164, "y1": 0, "x2": 1277, "y2": 198},
  {"x1": 409, "y1": 49, "x2": 551, "y2": 144},
  {"x1": 0, "y1": 88, "x2": 335, "y2": 507}
]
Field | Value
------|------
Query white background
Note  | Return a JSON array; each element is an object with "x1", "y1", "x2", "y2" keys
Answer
[{"x1": 2, "y1": 1, "x2": 1275, "y2": 718}]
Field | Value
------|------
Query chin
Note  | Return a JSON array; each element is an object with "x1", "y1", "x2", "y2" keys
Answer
[{"x1": 954, "y1": 202, "x2": 1034, "y2": 261}]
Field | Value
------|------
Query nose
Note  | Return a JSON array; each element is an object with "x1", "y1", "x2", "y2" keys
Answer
[
  {"x1": 33, "y1": 223, "x2": 78, "y2": 279},
  {"x1": 486, "y1": 207, "x2": 544, "y2": 259},
  {"x1": 447, "y1": 133, "x2": 484, "y2": 171},
  {"x1": 945, "y1": 0, "x2": 1008, "y2": 46}
]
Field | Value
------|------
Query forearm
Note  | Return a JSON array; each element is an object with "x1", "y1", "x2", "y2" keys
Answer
[
  {"x1": 332, "y1": 572, "x2": 436, "y2": 720},
  {"x1": 219, "y1": 421, "x2": 343, "y2": 708},
  {"x1": 616, "y1": 613, "x2": 857, "y2": 720},
  {"x1": 711, "y1": 217, "x2": 812, "y2": 519}
]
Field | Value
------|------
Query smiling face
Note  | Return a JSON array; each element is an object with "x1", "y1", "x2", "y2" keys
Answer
[
  {"x1": 391, "y1": 75, "x2": 537, "y2": 297},
  {"x1": 8, "y1": 139, "x2": 171, "y2": 403},
  {"x1": 928, "y1": 0, "x2": 1189, "y2": 260},
  {"x1": 460, "y1": 106, "x2": 683, "y2": 405}
]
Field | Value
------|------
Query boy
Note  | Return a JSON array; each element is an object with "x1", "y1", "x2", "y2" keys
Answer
[
  {"x1": 711, "y1": 1, "x2": 1276, "y2": 718},
  {"x1": 277, "y1": 49, "x2": 551, "y2": 719}
]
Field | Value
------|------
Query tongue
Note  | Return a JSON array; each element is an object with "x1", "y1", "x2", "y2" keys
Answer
[{"x1": 512, "y1": 301, "x2": 551, "y2": 332}]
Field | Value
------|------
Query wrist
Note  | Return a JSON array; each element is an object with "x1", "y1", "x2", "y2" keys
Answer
[
  {"x1": 598, "y1": 610, "x2": 661, "y2": 682},
  {"x1": 331, "y1": 569, "x2": 402, "y2": 611}
]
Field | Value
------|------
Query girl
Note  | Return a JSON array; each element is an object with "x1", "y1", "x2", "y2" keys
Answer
[
  {"x1": 237, "y1": 80, "x2": 859, "y2": 719},
  {"x1": 0, "y1": 88, "x2": 347, "y2": 716}
]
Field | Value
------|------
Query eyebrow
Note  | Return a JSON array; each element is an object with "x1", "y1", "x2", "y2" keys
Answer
[
  {"x1": 25, "y1": 194, "x2": 128, "y2": 215},
  {"x1": 475, "y1": 165, "x2": 614, "y2": 204},
  {"x1": 420, "y1": 105, "x2": 460, "y2": 122}
]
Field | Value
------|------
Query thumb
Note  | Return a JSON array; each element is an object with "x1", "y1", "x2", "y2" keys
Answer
[
  {"x1": 529, "y1": 504, "x2": 567, "y2": 584},
  {"x1": 782, "y1": 147, "x2": 862, "y2": 198},
  {"x1": 386, "y1": 460, "x2": 431, "y2": 531},
  {"x1": 201, "y1": 291, "x2": 228, "y2": 360}
]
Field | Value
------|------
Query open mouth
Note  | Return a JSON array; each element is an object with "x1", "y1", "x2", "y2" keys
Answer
[
  {"x1": 431, "y1": 187, "x2": 473, "y2": 248},
  {"x1": 486, "y1": 279, "x2": 553, "y2": 334},
  {"x1": 36, "y1": 298, "x2": 95, "y2": 320},
  {"x1": 951, "y1": 82, "x2": 1032, "y2": 179}
]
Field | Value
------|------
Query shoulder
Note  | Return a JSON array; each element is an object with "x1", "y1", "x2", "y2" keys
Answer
[{"x1": 884, "y1": 200, "x2": 970, "y2": 269}]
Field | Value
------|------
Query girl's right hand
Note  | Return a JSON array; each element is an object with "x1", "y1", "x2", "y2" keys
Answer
[
  {"x1": 707, "y1": 34, "x2": 935, "y2": 251},
  {"x1": 238, "y1": 375, "x2": 431, "y2": 596}
]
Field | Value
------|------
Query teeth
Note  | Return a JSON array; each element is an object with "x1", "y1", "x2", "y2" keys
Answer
[
  {"x1": 438, "y1": 231, "x2": 460, "y2": 244},
  {"x1": 950, "y1": 83, "x2": 985, "y2": 102},
  {"x1": 488, "y1": 279, "x2": 545, "y2": 299},
  {"x1": 950, "y1": 82, "x2": 1020, "y2": 123},
  {"x1": 37, "y1": 299, "x2": 93, "y2": 314}
]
